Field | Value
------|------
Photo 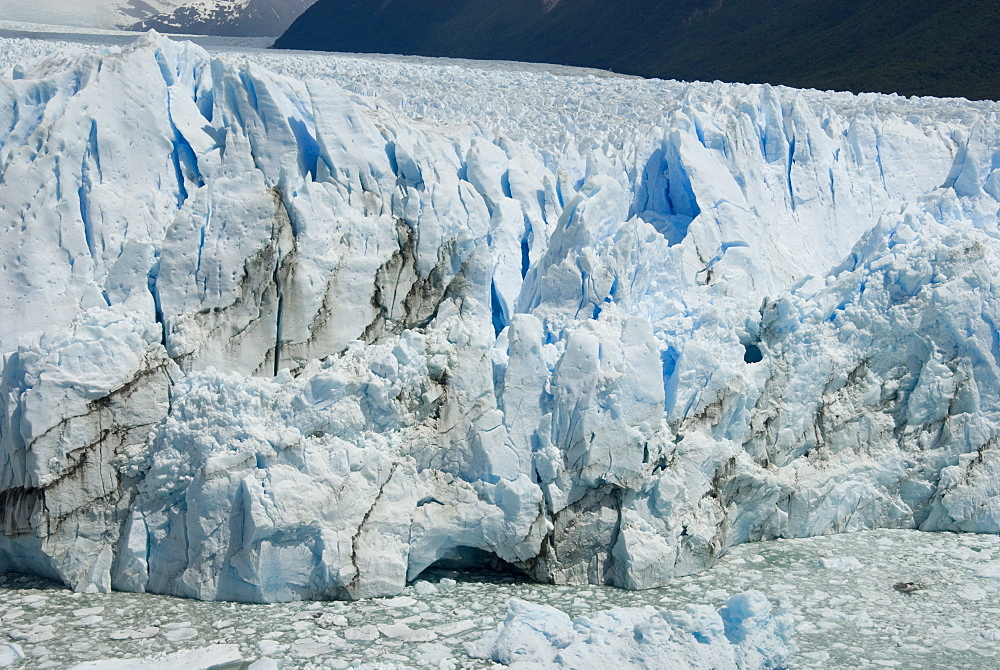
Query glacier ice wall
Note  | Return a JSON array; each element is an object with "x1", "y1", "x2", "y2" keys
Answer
[{"x1": 1, "y1": 33, "x2": 1000, "y2": 600}]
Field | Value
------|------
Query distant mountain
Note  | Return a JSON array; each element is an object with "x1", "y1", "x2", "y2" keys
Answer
[
  {"x1": 1, "y1": 0, "x2": 314, "y2": 37},
  {"x1": 274, "y1": 0, "x2": 1000, "y2": 100},
  {"x1": 272, "y1": 0, "x2": 551, "y2": 57},
  {"x1": 129, "y1": 0, "x2": 316, "y2": 37},
  {"x1": 1, "y1": 0, "x2": 182, "y2": 30}
]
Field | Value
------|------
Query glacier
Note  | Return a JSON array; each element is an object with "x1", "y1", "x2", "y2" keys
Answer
[{"x1": 1, "y1": 32, "x2": 999, "y2": 603}]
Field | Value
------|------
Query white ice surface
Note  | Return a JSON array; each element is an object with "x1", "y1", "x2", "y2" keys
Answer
[
  {"x1": 467, "y1": 591, "x2": 792, "y2": 669},
  {"x1": 67, "y1": 644, "x2": 243, "y2": 669},
  {"x1": 0, "y1": 30, "x2": 999, "y2": 603}
]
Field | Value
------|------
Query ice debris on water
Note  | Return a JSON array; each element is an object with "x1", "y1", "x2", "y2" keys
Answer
[
  {"x1": 1, "y1": 28, "x2": 1000, "y2": 607},
  {"x1": 1, "y1": 528, "x2": 999, "y2": 669},
  {"x1": 467, "y1": 591, "x2": 793, "y2": 669}
]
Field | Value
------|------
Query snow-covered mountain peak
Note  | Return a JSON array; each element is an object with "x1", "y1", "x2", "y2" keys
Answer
[
  {"x1": 0, "y1": 0, "x2": 313, "y2": 36},
  {"x1": 128, "y1": 0, "x2": 315, "y2": 36},
  {"x1": 1, "y1": 0, "x2": 182, "y2": 30}
]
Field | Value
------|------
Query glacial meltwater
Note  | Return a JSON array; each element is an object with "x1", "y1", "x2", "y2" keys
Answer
[{"x1": 2, "y1": 529, "x2": 998, "y2": 669}]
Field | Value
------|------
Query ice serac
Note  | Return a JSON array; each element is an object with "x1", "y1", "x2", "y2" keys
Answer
[{"x1": 1, "y1": 33, "x2": 1000, "y2": 601}]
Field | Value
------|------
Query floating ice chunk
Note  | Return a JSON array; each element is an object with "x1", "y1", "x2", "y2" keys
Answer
[
  {"x1": 0, "y1": 609, "x2": 24, "y2": 623},
  {"x1": 72, "y1": 606, "x2": 105, "y2": 617},
  {"x1": 315, "y1": 612, "x2": 348, "y2": 627},
  {"x1": 162, "y1": 627, "x2": 198, "y2": 642},
  {"x1": 9, "y1": 625, "x2": 55, "y2": 643},
  {"x1": 412, "y1": 580, "x2": 438, "y2": 596},
  {"x1": 256, "y1": 640, "x2": 286, "y2": 656},
  {"x1": 378, "y1": 623, "x2": 438, "y2": 642},
  {"x1": 433, "y1": 620, "x2": 476, "y2": 636},
  {"x1": 70, "y1": 615, "x2": 103, "y2": 627},
  {"x1": 384, "y1": 597, "x2": 418, "y2": 609},
  {"x1": 471, "y1": 598, "x2": 574, "y2": 665},
  {"x1": 344, "y1": 625, "x2": 380, "y2": 642},
  {"x1": 476, "y1": 592, "x2": 793, "y2": 669},
  {"x1": 0, "y1": 644, "x2": 25, "y2": 668},
  {"x1": 956, "y1": 584, "x2": 987, "y2": 601},
  {"x1": 290, "y1": 636, "x2": 345, "y2": 657},
  {"x1": 975, "y1": 563, "x2": 1000, "y2": 579},
  {"x1": 66, "y1": 644, "x2": 244, "y2": 670},
  {"x1": 818, "y1": 557, "x2": 864, "y2": 572},
  {"x1": 108, "y1": 627, "x2": 159, "y2": 640}
]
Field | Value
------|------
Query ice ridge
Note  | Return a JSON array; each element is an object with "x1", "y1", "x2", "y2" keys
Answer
[{"x1": 1, "y1": 33, "x2": 1000, "y2": 600}]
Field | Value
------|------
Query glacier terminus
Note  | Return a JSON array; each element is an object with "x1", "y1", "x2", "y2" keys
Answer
[{"x1": 1, "y1": 31, "x2": 999, "y2": 614}]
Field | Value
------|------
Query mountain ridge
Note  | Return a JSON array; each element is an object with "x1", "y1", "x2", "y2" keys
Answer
[
  {"x1": 129, "y1": 0, "x2": 315, "y2": 37},
  {"x1": 1, "y1": 0, "x2": 314, "y2": 37},
  {"x1": 274, "y1": 0, "x2": 1000, "y2": 100}
]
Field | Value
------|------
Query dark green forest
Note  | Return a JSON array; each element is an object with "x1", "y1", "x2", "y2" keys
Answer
[{"x1": 274, "y1": 0, "x2": 1000, "y2": 100}]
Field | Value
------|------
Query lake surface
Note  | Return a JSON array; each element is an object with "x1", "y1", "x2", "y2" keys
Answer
[{"x1": 2, "y1": 529, "x2": 998, "y2": 668}]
